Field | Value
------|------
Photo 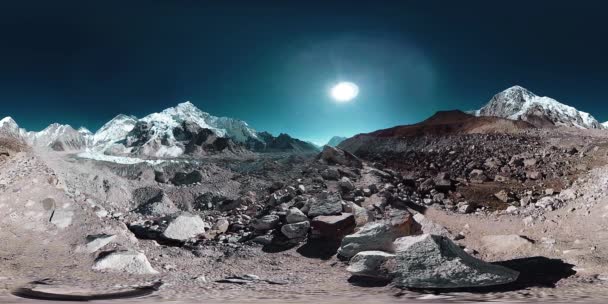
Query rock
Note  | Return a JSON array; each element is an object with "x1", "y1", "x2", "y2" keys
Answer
[
  {"x1": 505, "y1": 206, "x2": 518, "y2": 213},
  {"x1": 251, "y1": 234, "x2": 274, "y2": 245},
  {"x1": 286, "y1": 208, "x2": 308, "y2": 224},
  {"x1": 469, "y1": 169, "x2": 488, "y2": 184},
  {"x1": 494, "y1": 190, "x2": 511, "y2": 203},
  {"x1": 390, "y1": 234, "x2": 519, "y2": 288},
  {"x1": 50, "y1": 208, "x2": 74, "y2": 229},
  {"x1": 343, "y1": 201, "x2": 371, "y2": 226},
  {"x1": 311, "y1": 213, "x2": 356, "y2": 240},
  {"x1": 251, "y1": 215, "x2": 280, "y2": 231},
  {"x1": 526, "y1": 171, "x2": 541, "y2": 180},
  {"x1": 412, "y1": 213, "x2": 450, "y2": 237},
  {"x1": 92, "y1": 250, "x2": 158, "y2": 275},
  {"x1": 212, "y1": 218, "x2": 230, "y2": 234},
  {"x1": 433, "y1": 172, "x2": 453, "y2": 192},
  {"x1": 458, "y1": 202, "x2": 475, "y2": 214},
  {"x1": 338, "y1": 211, "x2": 414, "y2": 259},
  {"x1": 347, "y1": 251, "x2": 396, "y2": 280},
  {"x1": 338, "y1": 177, "x2": 355, "y2": 192},
  {"x1": 135, "y1": 192, "x2": 178, "y2": 216},
  {"x1": 161, "y1": 212, "x2": 207, "y2": 242},
  {"x1": 170, "y1": 171, "x2": 203, "y2": 186},
  {"x1": 480, "y1": 234, "x2": 534, "y2": 253},
  {"x1": 77, "y1": 234, "x2": 116, "y2": 253},
  {"x1": 317, "y1": 146, "x2": 363, "y2": 168},
  {"x1": 523, "y1": 158, "x2": 537, "y2": 167},
  {"x1": 308, "y1": 193, "x2": 343, "y2": 217},
  {"x1": 320, "y1": 168, "x2": 340, "y2": 180},
  {"x1": 281, "y1": 221, "x2": 310, "y2": 239},
  {"x1": 535, "y1": 196, "x2": 555, "y2": 209}
]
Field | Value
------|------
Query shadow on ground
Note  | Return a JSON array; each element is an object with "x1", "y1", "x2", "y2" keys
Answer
[{"x1": 296, "y1": 239, "x2": 341, "y2": 260}]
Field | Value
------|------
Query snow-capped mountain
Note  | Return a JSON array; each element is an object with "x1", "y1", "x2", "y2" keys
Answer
[
  {"x1": 0, "y1": 117, "x2": 24, "y2": 138},
  {"x1": 92, "y1": 114, "x2": 137, "y2": 147},
  {"x1": 603, "y1": 122, "x2": 608, "y2": 129},
  {"x1": 1, "y1": 101, "x2": 318, "y2": 157},
  {"x1": 475, "y1": 85, "x2": 602, "y2": 129},
  {"x1": 28, "y1": 123, "x2": 89, "y2": 151}
]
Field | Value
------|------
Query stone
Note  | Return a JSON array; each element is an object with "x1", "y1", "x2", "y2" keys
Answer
[
  {"x1": 469, "y1": 169, "x2": 488, "y2": 184},
  {"x1": 505, "y1": 206, "x2": 518, "y2": 213},
  {"x1": 77, "y1": 234, "x2": 116, "y2": 253},
  {"x1": 92, "y1": 250, "x2": 158, "y2": 275},
  {"x1": 135, "y1": 192, "x2": 178, "y2": 216},
  {"x1": 343, "y1": 201, "x2": 371, "y2": 226},
  {"x1": 281, "y1": 221, "x2": 310, "y2": 239},
  {"x1": 433, "y1": 172, "x2": 453, "y2": 192},
  {"x1": 308, "y1": 193, "x2": 343, "y2": 217},
  {"x1": 535, "y1": 196, "x2": 555, "y2": 209},
  {"x1": 320, "y1": 168, "x2": 340, "y2": 180},
  {"x1": 338, "y1": 177, "x2": 355, "y2": 192},
  {"x1": 526, "y1": 171, "x2": 541, "y2": 180},
  {"x1": 251, "y1": 215, "x2": 280, "y2": 231},
  {"x1": 494, "y1": 190, "x2": 511, "y2": 203},
  {"x1": 161, "y1": 212, "x2": 207, "y2": 242},
  {"x1": 317, "y1": 146, "x2": 363, "y2": 168},
  {"x1": 311, "y1": 213, "x2": 356, "y2": 240},
  {"x1": 412, "y1": 213, "x2": 450, "y2": 237},
  {"x1": 212, "y1": 218, "x2": 230, "y2": 233},
  {"x1": 347, "y1": 251, "x2": 396, "y2": 280},
  {"x1": 390, "y1": 234, "x2": 519, "y2": 288},
  {"x1": 338, "y1": 211, "x2": 413, "y2": 259},
  {"x1": 286, "y1": 208, "x2": 308, "y2": 223},
  {"x1": 480, "y1": 234, "x2": 534, "y2": 253},
  {"x1": 458, "y1": 202, "x2": 475, "y2": 214},
  {"x1": 170, "y1": 170, "x2": 203, "y2": 186}
]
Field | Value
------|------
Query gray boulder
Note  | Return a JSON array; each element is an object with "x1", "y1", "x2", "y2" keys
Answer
[
  {"x1": 390, "y1": 234, "x2": 519, "y2": 288},
  {"x1": 286, "y1": 208, "x2": 308, "y2": 224},
  {"x1": 281, "y1": 221, "x2": 310, "y2": 239},
  {"x1": 161, "y1": 212, "x2": 207, "y2": 242},
  {"x1": 251, "y1": 214, "x2": 280, "y2": 231},
  {"x1": 347, "y1": 251, "x2": 396, "y2": 280},
  {"x1": 92, "y1": 250, "x2": 158, "y2": 275},
  {"x1": 77, "y1": 234, "x2": 116, "y2": 253},
  {"x1": 338, "y1": 211, "x2": 414, "y2": 259},
  {"x1": 308, "y1": 192, "x2": 343, "y2": 217}
]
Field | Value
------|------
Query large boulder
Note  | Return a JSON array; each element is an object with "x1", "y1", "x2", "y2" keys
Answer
[
  {"x1": 135, "y1": 192, "x2": 178, "y2": 216},
  {"x1": 307, "y1": 192, "x2": 343, "y2": 217},
  {"x1": 251, "y1": 214, "x2": 280, "y2": 231},
  {"x1": 281, "y1": 221, "x2": 310, "y2": 239},
  {"x1": 310, "y1": 213, "x2": 356, "y2": 240},
  {"x1": 390, "y1": 234, "x2": 519, "y2": 288},
  {"x1": 317, "y1": 146, "x2": 363, "y2": 168},
  {"x1": 161, "y1": 212, "x2": 207, "y2": 242},
  {"x1": 286, "y1": 208, "x2": 308, "y2": 224},
  {"x1": 92, "y1": 250, "x2": 158, "y2": 275},
  {"x1": 347, "y1": 251, "x2": 396, "y2": 280},
  {"x1": 338, "y1": 210, "x2": 414, "y2": 259}
]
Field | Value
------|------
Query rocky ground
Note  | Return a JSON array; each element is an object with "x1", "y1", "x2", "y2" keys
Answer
[{"x1": 2, "y1": 127, "x2": 608, "y2": 303}]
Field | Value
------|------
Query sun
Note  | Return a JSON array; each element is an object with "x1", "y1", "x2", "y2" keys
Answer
[{"x1": 330, "y1": 81, "x2": 359, "y2": 102}]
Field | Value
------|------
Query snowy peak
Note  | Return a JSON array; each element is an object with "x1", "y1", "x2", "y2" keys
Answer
[
  {"x1": 92, "y1": 114, "x2": 137, "y2": 146},
  {"x1": 0, "y1": 116, "x2": 20, "y2": 135},
  {"x1": 476, "y1": 85, "x2": 602, "y2": 129}
]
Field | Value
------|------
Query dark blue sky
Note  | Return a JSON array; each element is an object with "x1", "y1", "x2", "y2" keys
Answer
[{"x1": 1, "y1": 1, "x2": 607, "y2": 144}]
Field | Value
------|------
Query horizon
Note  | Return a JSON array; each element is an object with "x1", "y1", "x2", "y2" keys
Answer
[
  {"x1": 1, "y1": 1, "x2": 608, "y2": 144},
  {"x1": 1, "y1": 83, "x2": 605, "y2": 145}
]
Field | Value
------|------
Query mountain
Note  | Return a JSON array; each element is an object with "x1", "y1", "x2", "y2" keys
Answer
[
  {"x1": 475, "y1": 85, "x2": 602, "y2": 129},
  {"x1": 603, "y1": 122, "x2": 608, "y2": 129},
  {"x1": 92, "y1": 114, "x2": 137, "y2": 147},
  {"x1": 339, "y1": 110, "x2": 535, "y2": 156},
  {"x1": 254, "y1": 132, "x2": 320, "y2": 153},
  {"x1": 0, "y1": 117, "x2": 24, "y2": 138},
  {"x1": 29, "y1": 123, "x2": 89, "y2": 151},
  {"x1": 326, "y1": 136, "x2": 347, "y2": 147}
]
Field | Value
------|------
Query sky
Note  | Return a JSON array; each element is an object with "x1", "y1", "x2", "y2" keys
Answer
[{"x1": 1, "y1": 0, "x2": 607, "y2": 145}]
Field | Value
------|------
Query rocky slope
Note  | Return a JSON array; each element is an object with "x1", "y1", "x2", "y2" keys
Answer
[{"x1": 475, "y1": 85, "x2": 602, "y2": 129}]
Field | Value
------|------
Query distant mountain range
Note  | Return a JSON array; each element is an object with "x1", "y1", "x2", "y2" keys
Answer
[{"x1": 0, "y1": 102, "x2": 319, "y2": 157}]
